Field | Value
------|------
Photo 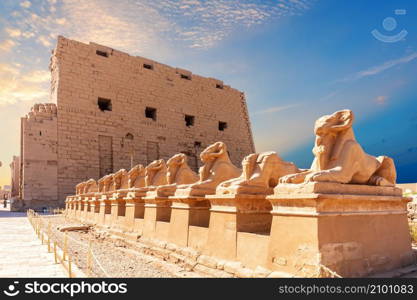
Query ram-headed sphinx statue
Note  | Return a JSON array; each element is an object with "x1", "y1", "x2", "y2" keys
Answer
[
  {"x1": 152, "y1": 153, "x2": 199, "y2": 197},
  {"x1": 217, "y1": 151, "x2": 301, "y2": 195},
  {"x1": 175, "y1": 142, "x2": 241, "y2": 197},
  {"x1": 279, "y1": 109, "x2": 396, "y2": 186}
]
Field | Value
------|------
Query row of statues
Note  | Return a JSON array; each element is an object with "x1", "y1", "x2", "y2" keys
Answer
[{"x1": 74, "y1": 110, "x2": 397, "y2": 198}]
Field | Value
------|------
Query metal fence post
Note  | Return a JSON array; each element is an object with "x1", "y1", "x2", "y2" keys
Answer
[
  {"x1": 63, "y1": 233, "x2": 68, "y2": 261},
  {"x1": 68, "y1": 256, "x2": 72, "y2": 278},
  {"x1": 53, "y1": 241, "x2": 57, "y2": 264}
]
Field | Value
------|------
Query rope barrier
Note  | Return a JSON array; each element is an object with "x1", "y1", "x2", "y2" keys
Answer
[
  {"x1": 90, "y1": 249, "x2": 111, "y2": 278},
  {"x1": 26, "y1": 209, "x2": 110, "y2": 278}
]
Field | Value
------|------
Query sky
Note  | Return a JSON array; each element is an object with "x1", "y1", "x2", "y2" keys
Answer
[{"x1": 0, "y1": 0, "x2": 416, "y2": 187}]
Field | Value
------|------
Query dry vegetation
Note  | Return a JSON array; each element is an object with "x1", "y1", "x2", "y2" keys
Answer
[{"x1": 410, "y1": 222, "x2": 417, "y2": 245}]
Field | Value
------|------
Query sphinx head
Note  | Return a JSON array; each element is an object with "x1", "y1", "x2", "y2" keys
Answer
[
  {"x1": 145, "y1": 159, "x2": 166, "y2": 186},
  {"x1": 129, "y1": 164, "x2": 145, "y2": 177},
  {"x1": 75, "y1": 182, "x2": 87, "y2": 195},
  {"x1": 146, "y1": 159, "x2": 165, "y2": 171},
  {"x1": 166, "y1": 154, "x2": 187, "y2": 184},
  {"x1": 200, "y1": 142, "x2": 227, "y2": 163},
  {"x1": 128, "y1": 164, "x2": 145, "y2": 188},
  {"x1": 314, "y1": 109, "x2": 354, "y2": 137},
  {"x1": 112, "y1": 169, "x2": 127, "y2": 190},
  {"x1": 167, "y1": 153, "x2": 187, "y2": 168},
  {"x1": 85, "y1": 179, "x2": 98, "y2": 193}
]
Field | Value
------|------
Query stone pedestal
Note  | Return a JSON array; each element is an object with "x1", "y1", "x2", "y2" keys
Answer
[
  {"x1": 89, "y1": 197, "x2": 100, "y2": 223},
  {"x1": 70, "y1": 198, "x2": 77, "y2": 217},
  {"x1": 76, "y1": 197, "x2": 84, "y2": 219},
  {"x1": 266, "y1": 182, "x2": 414, "y2": 277},
  {"x1": 168, "y1": 196, "x2": 210, "y2": 247},
  {"x1": 98, "y1": 194, "x2": 112, "y2": 226},
  {"x1": 124, "y1": 197, "x2": 145, "y2": 235},
  {"x1": 143, "y1": 196, "x2": 172, "y2": 239},
  {"x1": 65, "y1": 198, "x2": 73, "y2": 216},
  {"x1": 204, "y1": 194, "x2": 272, "y2": 261},
  {"x1": 82, "y1": 199, "x2": 89, "y2": 220},
  {"x1": 124, "y1": 190, "x2": 147, "y2": 234},
  {"x1": 109, "y1": 191, "x2": 127, "y2": 225},
  {"x1": 71, "y1": 198, "x2": 77, "y2": 212},
  {"x1": 65, "y1": 198, "x2": 70, "y2": 211}
]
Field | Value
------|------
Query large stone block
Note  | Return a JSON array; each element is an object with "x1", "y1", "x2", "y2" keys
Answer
[{"x1": 266, "y1": 182, "x2": 414, "y2": 277}]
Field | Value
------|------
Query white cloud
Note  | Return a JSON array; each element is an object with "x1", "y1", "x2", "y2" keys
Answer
[
  {"x1": 357, "y1": 52, "x2": 417, "y2": 78},
  {"x1": 20, "y1": 0, "x2": 31, "y2": 8},
  {"x1": 22, "y1": 31, "x2": 35, "y2": 38},
  {"x1": 0, "y1": 63, "x2": 20, "y2": 76},
  {"x1": 55, "y1": 18, "x2": 66, "y2": 25},
  {"x1": 0, "y1": 39, "x2": 16, "y2": 52},
  {"x1": 0, "y1": 0, "x2": 314, "y2": 106},
  {"x1": 59, "y1": 0, "x2": 168, "y2": 56},
  {"x1": 4, "y1": 0, "x2": 314, "y2": 55},
  {"x1": 22, "y1": 70, "x2": 50, "y2": 83},
  {"x1": 374, "y1": 95, "x2": 387, "y2": 105},
  {"x1": 38, "y1": 35, "x2": 52, "y2": 47},
  {"x1": 5, "y1": 28, "x2": 22, "y2": 38},
  {"x1": 340, "y1": 52, "x2": 417, "y2": 82},
  {"x1": 146, "y1": 0, "x2": 312, "y2": 48},
  {"x1": 0, "y1": 64, "x2": 50, "y2": 105}
]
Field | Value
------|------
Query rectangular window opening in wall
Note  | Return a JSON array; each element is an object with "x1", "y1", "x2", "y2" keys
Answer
[
  {"x1": 185, "y1": 115, "x2": 195, "y2": 127},
  {"x1": 98, "y1": 97, "x2": 112, "y2": 111},
  {"x1": 216, "y1": 84, "x2": 223, "y2": 89},
  {"x1": 219, "y1": 121, "x2": 228, "y2": 131},
  {"x1": 145, "y1": 107, "x2": 157, "y2": 120},
  {"x1": 96, "y1": 50, "x2": 108, "y2": 57},
  {"x1": 180, "y1": 74, "x2": 191, "y2": 80},
  {"x1": 143, "y1": 63, "x2": 153, "y2": 70},
  {"x1": 194, "y1": 141, "x2": 201, "y2": 147}
]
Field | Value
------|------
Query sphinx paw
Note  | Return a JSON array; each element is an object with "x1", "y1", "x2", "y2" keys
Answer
[
  {"x1": 372, "y1": 176, "x2": 394, "y2": 187},
  {"x1": 306, "y1": 172, "x2": 328, "y2": 182},
  {"x1": 279, "y1": 175, "x2": 293, "y2": 184}
]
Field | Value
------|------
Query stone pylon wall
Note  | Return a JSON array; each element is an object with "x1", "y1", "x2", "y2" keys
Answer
[
  {"x1": 51, "y1": 36, "x2": 255, "y2": 204},
  {"x1": 18, "y1": 104, "x2": 58, "y2": 210}
]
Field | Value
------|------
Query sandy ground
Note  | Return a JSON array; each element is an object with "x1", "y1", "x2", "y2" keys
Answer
[{"x1": 42, "y1": 215, "x2": 204, "y2": 278}]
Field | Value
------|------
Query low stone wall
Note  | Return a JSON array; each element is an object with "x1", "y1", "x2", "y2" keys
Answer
[{"x1": 65, "y1": 182, "x2": 415, "y2": 278}]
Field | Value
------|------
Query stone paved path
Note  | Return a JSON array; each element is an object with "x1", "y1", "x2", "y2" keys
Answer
[{"x1": 0, "y1": 208, "x2": 67, "y2": 277}]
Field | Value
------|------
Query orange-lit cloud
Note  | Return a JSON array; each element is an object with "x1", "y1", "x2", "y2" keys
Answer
[
  {"x1": 0, "y1": 63, "x2": 50, "y2": 106},
  {"x1": 0, "y1": 39, "x2": 16, "y2": 52}
]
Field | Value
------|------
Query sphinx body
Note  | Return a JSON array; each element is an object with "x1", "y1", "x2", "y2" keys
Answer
[
  {"x1": 216, "y1": 151, "x2": 301, "y2": 195},
  {"x1": 175, "y1": 142, "x2": 241, "y2": 197},
  {"x1": 279, "y1": 109, "x2": 396, "y2": 186},
  {"x1": 152, "y1": 153, "x2": 199, "y2": 197},
  {"x1": 124, "y1": 160, "x2": 167, "y2": 199}
]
